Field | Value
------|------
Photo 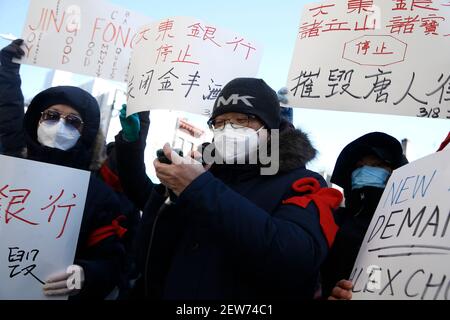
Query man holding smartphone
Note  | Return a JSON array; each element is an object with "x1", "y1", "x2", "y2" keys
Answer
[{"x1": 115, "y1": 77, "x2": 342, "y2": 300}]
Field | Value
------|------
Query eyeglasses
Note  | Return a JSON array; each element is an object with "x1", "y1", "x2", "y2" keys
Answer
[
  {"x1": 40, "y1": 110, "x2": 84, "y2": 131},
  {"x1": 208, "y1": 115, "x2": 256, "y2": 130}
]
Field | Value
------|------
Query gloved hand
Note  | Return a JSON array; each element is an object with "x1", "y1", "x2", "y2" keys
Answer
[
  {"x1": 43, "y1": 265, "x2": 85, "y2": 297},
  {"x1": 119, "y1": 104, "x2": 140, "y2": 142},
  {"x1": 277, "y1": 86, "x2": 289, "y2": 105},
  {"x1": 0, "y1": 39, "x2": 24, "y2": 71}
]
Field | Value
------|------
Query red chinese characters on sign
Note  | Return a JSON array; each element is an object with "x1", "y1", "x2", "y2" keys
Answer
[
  {"x1": 348, "y1": 0, "x2": 374, "y2": 14},
  {"x1": 156, "y1": 19, "x2": 175, "y2": 42},
  {"x1": 309, "y1": 4, "x2": 336, "y2": 17},
  {"x1": 343, "y1": 35, "x2": 407, "y2": 67},
  {"x1": 387, "y1": 15, "x2": 420, "y2": 34},
  {"x1": 299, "y1": 2, "x2": 378, "y2": 39},
  {"x1": 0, "y1": 184, "x2": 78, "y2": 239},
  {"x1": 356, "y1": 40, "x2": 371, "y2": 54},
  {"x1": 0, "y1": 185, "x2": 37, "y2": 226},
  {"x1": 373, "y1": 42, "x2": 394, "y2": 55},
  {"x1": 151, "y1": 19, "x2": 259, "y2": 68},
  {"x1": 40, "y1": 189, "x2": 77, "y2": 239},
  {"x1": 299, "y1": 20, "x2": 323, "y2": 39},
  {"x1": 392, "y1": 0, "x2": 438, "y2": 11},
  {"x1": 393, "y1": 0, "x2": 408, "y2": 11},
  {"x1": 420, "y1": 14, "x2": 445, "y2": 35},
  {"x1": 132, "y1": 27, "x2": 151, "y2": 47},
  {"x1": 354, "y1": 14, "x2": 377, "y2": 31},
  {"x1": 299, "y1": 0, "x2": 449, "y2": 40},
  {"x1": 155, "y1": 44, "x2": 173, "y2": 64},
  {"x1": 355, "y1": 40, "x2": 393, "y2": 56},
  {"x1": 187, "y1": 23, "x2": 221, "y2": 47},
  {"x1": 171, "y1": 44, "x2": 199, "y2": 65},
  {"x1": 225, "y1": 37, "x2": 256, "y2": 60},
  {"x1": 323, "y1": 19, "x2": 352, "y2": 33},
  {"x1": 387, "y1": 14, "x2": 445, "y2": 35}
]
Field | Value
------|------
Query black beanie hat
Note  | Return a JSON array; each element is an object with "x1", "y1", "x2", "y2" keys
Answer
[{"x1": 208, "y1": 78, "x2": 280, "y2": 129}]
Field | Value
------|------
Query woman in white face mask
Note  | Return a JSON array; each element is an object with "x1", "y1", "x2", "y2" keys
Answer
[
  {"x1": 37, "y1": 104, "x2": 84, "y2": 151},
  {"x1": 7, "y1": 81, "x2": 126, "y2": 299}
]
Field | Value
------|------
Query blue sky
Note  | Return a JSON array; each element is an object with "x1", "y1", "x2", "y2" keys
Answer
[{"x1": 0, "y1": 0, "x2": 448, "y2": 175}]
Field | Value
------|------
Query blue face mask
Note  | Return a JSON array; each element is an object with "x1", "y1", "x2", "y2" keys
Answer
[{"x1": 351, "y1": 166, "x2": 391, "y2": 190}]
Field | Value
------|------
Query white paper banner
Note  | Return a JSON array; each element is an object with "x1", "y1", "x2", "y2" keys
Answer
[
  {"x1": 351, "y1": 148, "x2": 450, "y2": 300},
  {"x1": 18, "y1": 0, "x2": 152, "y2": 82},
  {"x1": 286, "y1": 0, "x2": 450, "y2": 120},
  {"x1": 0, "y1": 155, "x2": 90, "y2": 300},
  {"x1": 126, "y1": 16, "x2": 263, "y2": 116}
]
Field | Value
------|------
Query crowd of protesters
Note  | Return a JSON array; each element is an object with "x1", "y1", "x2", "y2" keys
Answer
[{"x1": 0, "y1": 39, "x2": 448, "y2": 300}]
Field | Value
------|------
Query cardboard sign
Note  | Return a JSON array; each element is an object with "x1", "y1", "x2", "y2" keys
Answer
[
  {"x1": 286, "y1": 0, "x2": 450, "y2": 120},
  {"x1": 18, "y1": 0, "x2": 151, "y2": 82},
  {"x1": 0, "y1": 155, "x2": 90, "y2": 300},
  {"x1": 126, "y1": 16, "x2": 263, "y2": 116},
  {"x1": 351, "y1": 148, "x2": 450, "y2": 300}
]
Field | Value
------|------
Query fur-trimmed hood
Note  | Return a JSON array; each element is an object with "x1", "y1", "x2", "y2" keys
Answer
[{"x1": 277, "y1": 127, "x2": 317, "y2": 172}]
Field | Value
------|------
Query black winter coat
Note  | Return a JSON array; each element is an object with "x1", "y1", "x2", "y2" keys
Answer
[
  {"x1": 0, "y1": 53, "x2": 25, "y2": 156},
  {"x1": 320, "y1": 187, "x2": 385, "y2": 298},
  {"x1": 116, "y1": 127, "x2": 339, "y2": 299}
]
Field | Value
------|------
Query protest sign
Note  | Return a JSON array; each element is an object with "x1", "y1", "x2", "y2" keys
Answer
[
  {"x1": 126, "y1": 16, "x2": 263, "y2": 116},
  {"x1": 286, "y1": 0, "x2": 450, "y2": 120},
  {"x1": 18, "y1": 0, "x2": 151, "y2": 82},
  {"x1": 0, "y1": 155, "x2": 90, "y2": 300},
  {"x1": 351, "y1": 148, "x2": 450, "y2": 300}
]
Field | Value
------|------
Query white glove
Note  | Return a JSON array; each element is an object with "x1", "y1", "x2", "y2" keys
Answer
[
  {"x1": 43, "y1": 264, "x2": 85, "y2": 297},
  {"x1": 277, "y1": 87, "x2": 289, "y2": 105}
]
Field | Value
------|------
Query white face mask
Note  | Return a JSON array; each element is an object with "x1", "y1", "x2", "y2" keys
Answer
[
  {"x1": 213, "y1": 124, "x2": 263, "y2": 164},
  {"x1": 37, "y1": 119, "x2": 81, "y2": 151}
]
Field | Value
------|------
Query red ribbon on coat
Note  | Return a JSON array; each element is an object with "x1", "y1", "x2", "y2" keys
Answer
[
  {"x1": 282, "y1": 177, "x2": 343, "y2": 248},
  {"x1": 87, "y1": 215, "x2": 128, "y2": 248},
  {"x1": 99, "y1": 163, "x2": 124, "y2": 193}
]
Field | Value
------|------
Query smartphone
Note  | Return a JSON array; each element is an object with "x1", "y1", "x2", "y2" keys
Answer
[{"x1": 156, "y1": 148, "x2": 183, "y2": 164}]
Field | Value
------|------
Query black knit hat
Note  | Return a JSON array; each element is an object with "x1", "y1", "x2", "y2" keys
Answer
[{"x1": 208, "y1": 78, "x2": 280, "y2": 129}]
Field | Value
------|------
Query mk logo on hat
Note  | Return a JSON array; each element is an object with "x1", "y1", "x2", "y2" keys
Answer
[{"x1": 217, "y1": 94, "x2": 255, "y2": 108}]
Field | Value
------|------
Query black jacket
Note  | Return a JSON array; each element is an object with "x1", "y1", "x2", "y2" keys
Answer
[
  {"x1": 320, "y1": 187, "x2": 384, "y2": 298},
  {"x1": 0, "y1": 52, "x2": 25, "y2": 156},
  {"x1": 116, "y1": 126, "x2": 338, "y2": 299}
]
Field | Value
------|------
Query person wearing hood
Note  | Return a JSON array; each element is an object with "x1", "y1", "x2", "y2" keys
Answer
[
  {"x1": 321, "y1": 132, "x2": 408, "y2": 299},
  {"x1": 115, "y1": 77, "x2": 343, "y2": 299},
  {"x1": 0, "y1": 39, "x2": 125, "y2": 299}
]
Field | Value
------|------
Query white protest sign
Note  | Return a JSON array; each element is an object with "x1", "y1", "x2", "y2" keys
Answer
[
  {"x1": 126, "y1": 16, "x2": 263, "y2": 116},
  {"x1": 286, "y1": 0, "x2": 450, "y2": 120},
  {"x1": 0, "y1": 155, "x2": 90, "y2": 300},
  {"x1": 18, "y1": 0, "x2": 152, "y2": 82},
  {"x1": 351, "y1": 148, "x2": 450, "y2": 300}
]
